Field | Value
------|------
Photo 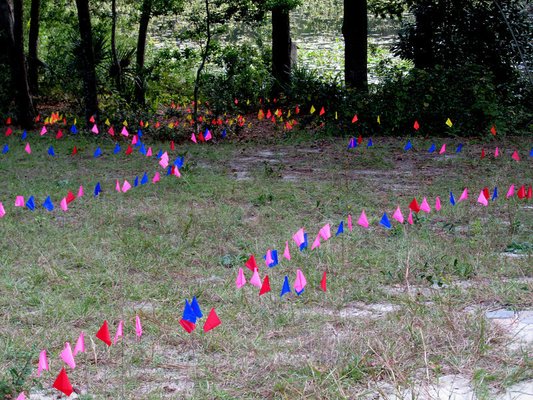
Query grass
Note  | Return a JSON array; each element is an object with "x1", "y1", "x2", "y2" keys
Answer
[{"x1": 0, "y1": 129, "x2": 531, "y2": 399}]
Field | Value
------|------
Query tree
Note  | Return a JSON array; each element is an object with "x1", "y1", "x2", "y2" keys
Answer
[
  {"x1": 394, "y1": 0, "x2": 533, "y2": 86},
  {"x1": 268, "y1": 0, "x2": 300, "y2": 96},
  {"x1": 134, "y1": 0, "x2": 184, "y2": 106},
  {"x1": 75, "y1": 0, "x2": 99, "y2": 125},
  {"x1": 343, "y1": 0, "x2": 368, "y2": 90},
  {"x1": 0, "y1": 0, "x2": 35, "y2": 127},
  {"x1": 28, "y1": 0, "x2": 40, "y2": 96}
]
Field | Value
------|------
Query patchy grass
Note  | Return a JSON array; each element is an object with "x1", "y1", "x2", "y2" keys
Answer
[{"x1": 0, "y1": 132, "x2": 531, "y2": 399}]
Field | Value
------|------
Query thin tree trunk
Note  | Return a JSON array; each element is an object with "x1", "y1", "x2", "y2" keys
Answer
[
  {"x1": 0, "y1": 0, "x2": 35, "y2": 128},
  {"x1": 75, "y1": 0, "x2": 99, "y2": 126},
  {"x1": 343, "y1": 0, "x2": 368, "y2": 90},
  {"x1": 28, "y1": 0, "x2": 40, "y2": 97},
  {"x1": 111, "y1": 0, "x2": 121, "y2": 90},
  {"x1": 271, "y1": 6, "x2": 291, "y2": 96},
  {"x1": 193, "y1": 0, "x2": 211, "y2": 135},
  {"x1": 135, "y1": 0, "x2": 151, "y2": 105}
]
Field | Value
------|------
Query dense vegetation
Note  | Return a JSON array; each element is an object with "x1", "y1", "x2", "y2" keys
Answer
[{"x1": 0, "y1": 0, "x2": 532, "y2": 135}]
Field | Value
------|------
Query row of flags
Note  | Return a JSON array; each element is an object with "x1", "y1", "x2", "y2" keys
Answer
[
  {"x1": 19, "y1": 299, "x2": 222, "y2": 398},
  {"x1": 232, "y1": 182, "x2": 531, "y2": 301},
  {"x1": 348, "y1": 136, "x2": 533, "y2": 160}
]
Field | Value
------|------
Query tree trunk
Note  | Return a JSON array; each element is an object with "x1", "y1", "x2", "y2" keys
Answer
[
  {"x1": 111, "y1": 0, "x2": 121, "y2": 90},
  {"x1": 193, "y1": 0, "x2": 211, "y2": 135},
  {"x1": 271, "y1": 6, "x2": 292, "y2": 96},
  {"x1": 343, "y1": 0, "x2": 368, "y2": 90},
  {"x1": 0, "y1": 0, "x2": 35, "y2": 128},
  {"x1": 75, "y1": 0, "x2": 99, "y2": 126},
  {"x1": 28, "y1": 0, "x2": 40, "y2": 97},
  {"x1": 135, "y1": 0, "x2": 151, "y2": 106}
]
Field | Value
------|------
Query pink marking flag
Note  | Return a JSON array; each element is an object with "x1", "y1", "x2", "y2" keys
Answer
[
  {"x1": 392, "y1": 206, "x2": 404, "y2": 224},
  {"x1": 152, "y1": 172, "x2": 160, "y2": 183},
  {"x1": 311, "y1": 234, "x2": 321, "y2": 250},
  {"x1": 159, "y1": 152, "x2": 169, "y2": 168},
  {"x1": 265, "y1": 249, "x2": 274, "y2": 266},
  {"x1": 0, "y1": 202, "x2": 5, "y2": 218},
  {"x1": 60, "y1": 342, "x2": 76, "y2": 369},
  {"x1": 319, "y1": 224, "x2": 331, "y2": 241},
  {"x1": 293, "y1": 269, "x2": 307, "y2": 293},
  {"x1": 131, "y1": 134, "x2": 138, "y2": 145},
  {"x1": 205, "y1": 129, "x2": 212, "y2": 141},
  {"x1": 283, "y1": 241, "x2": 291, "y2": 260},
  {"x1": 250, "y1": 268, "x2": 262, "y2": 288},
  {"x1": 506, "y1": 184, "x2": 515, "y2": 199},
  {"x1": 73, "y1": 332, "x2": 85, "y2": 356},
  {"x1": 91, "y1": 124, "x2": 98, "y2": 134},
  {"x1": 511, "y1": 151, "x2": 520, "y2": 161},
  {"x1": 435, "y1": 196, "x2": 442, "y2": 211},
  {"x1": 77, "y1": 185, "x2": 84, "y2": 198},
  {"x1": 420, "y1": 197, "x2": 431, "y2": 213},
  {"x1": 60, "y1": 197, "x2": 68, "y2": 211},
  {"x1": 38, "y1": 350, "x2": 49, "y2": 376},
  {"x1": 191, "y1": 133, "x2": 197, "y2": 143},
  {"x1": 172, "y1": 166, "x2": 181, "y2": 177},
  {"x1": 439, "y1": 144, "x2": 446, "y2": 154},
  {"x1": 358, "y1": 210, "x2": 369, "y2": 228},
  {"x1": 15, "y1": 196, "x2": 25, "y2": 207},
  {"x1": 122, "y1": 180, "x2": 132, "y2": 193},
  {"x1": 347, "y1": 214, "x2": 353, "y2": 231},
  {"x1": 203, "y1": 308, "x2": 221, "y2": 332},
  {"x1": 236, "y1": 268, "x2": 246, "y2": 288},
  {"x1": 135, "y1": 315, "x2": 143, "y2": 338},
  {"x1": 459, "y1": 188, "x2": 468, "y2": 202},
  {"x1": 146, "y1": 147, "x2": 152, "y2": 157},
  {"x1": 24, "y1": 143, "x2": 31, "y2": 154},
  {"x1": 16, "y1": 392, "x2": 26, "y2": 400},
  {"x1": 40, "y1": 126, "x2": 47, "y2": 136},
  {"x1": 115, "y1": 180, "x2": 121, "y2": 192},
  {"x1": 407, "y1": 210, "x2": 414, "y2": 225},
  {"x1": 477, "y1": 190, "x2": 488, "y2": 206},
  {"x1": 113, "y1": 320, "x2": 123, "y2": 345},
  {"x1": 121, "y1": 126, "x2": 129, "y2": 137},
  {"x1": 494, "y1": 147, "x2": 499, "y2": 157},
  {"x1": 292, "y1": 228, "x2": 305, "y2": 247}
]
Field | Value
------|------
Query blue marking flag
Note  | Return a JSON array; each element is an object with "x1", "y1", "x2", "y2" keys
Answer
[
  {"x1": 191, "y1": 296, "x2": 203, "y2": 319},
  {"x1": 450, "y1": 191, "x2": 456, "y2": 206},
  {"x1": 94, "y1": 147, "x2": 102, "y2": 157},
  {"x1": 42, "y1": 196, "x2": 54, "y2": 211},
  {"x1": 404, "y1": 140, "x2": 412, "y2": 151},
  {"x1": 174, "y1": 156, "x2": 184, "y2": 168},
  {"x1": 299, "y1": 233, "x2": 308, "y2": 251},
  {"x1": 221, "y1": 129, "x2": 227, "y2": 139},
  {"x1": 48, "y1": 146, "x2": 55, "y2": 156},
  {"x1": 134, "y1": 176, "x2": 139, "y2": 187},
  {"x1": 26, "y1": 196, "x2": 35, "y2": 211},
  {"x1": 348, "y1": 137, "x2": 357, "y2": 149},
  {"x1": 2, "y1": 144, "x2": 9, "y2": 154},
  {"x1": 70, "y1": 124, "x2": 77, "y2": 134},
  {"x1": 94, "y1": 182, "x2": 102, "y2": 197},
  {"x1": 492, "y1": 187, "x2": 498, "y2": 201},
  {"x1": 182, "y1": 300, "x2": 197, "y2": 324},
  {"x1": 137, "y1": 129, "x2": 143, "y2": 138},
  {"x1": 380, "y1": 212, "x2": 392, "y2": 229},
  {"x1": 139, "y1": 143, "x2": 146, "y2": 155},
  {"x1": 367, "y1": 138, "x2": 373, "y2": 147},
  {"x1": 336, "y1": 221, "x2": 344, "y2": 236},
  {"x1": 428, "y1": 143, "x2": 436, "y2": 153},
  {"x1": 141, "y1": 172, "x2": 148, "y2": 185},
  {"x1": 456, "y1": 143, "x2": 463, "y2": 153},
  {"x1": 113, "y1": 143, "x2": 121, "y2": 154},
  {"x1": 280, "y1": 276, "x2": 291, "y2": 297},
  {"x1": 156, "y1": 149, "x2": 163, "y2": 158},
  {"x1": 21, "y1": 130, "x2": 27, "y2": 140}
]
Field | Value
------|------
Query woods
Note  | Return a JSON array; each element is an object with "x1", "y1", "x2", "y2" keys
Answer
[{"x1": 0, "y1": 0, "x2": 531, "y2": 134}]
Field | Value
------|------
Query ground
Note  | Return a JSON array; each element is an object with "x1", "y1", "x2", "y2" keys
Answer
[{"x1": 0, "y1": 131, "x2": 531, "y2": 399}]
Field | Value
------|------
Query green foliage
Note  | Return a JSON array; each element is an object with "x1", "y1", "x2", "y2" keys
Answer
[
  {"x1": 395, "y1": 0, "x2": 533, "y2": 86},
  {"x1": 0, "y1": 350, "x2": 34, "y2": 398},
  {"x1": 200, "y1": 43, "x2": 271, "y2": 114}
]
